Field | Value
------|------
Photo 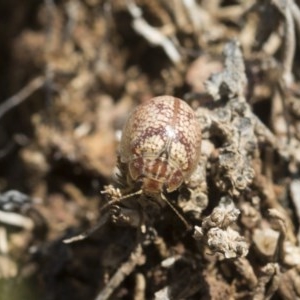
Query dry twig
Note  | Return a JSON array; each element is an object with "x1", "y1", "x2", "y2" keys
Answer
[
  {"x1": 126, "y1": 0, "x2": 182, "y2": 66},
  {"x1": 0, "y1": 76, "x2": 45, "y2": 120},
  {"x1": 95, "y1": 244, "x2": 145, "y2": 300}
]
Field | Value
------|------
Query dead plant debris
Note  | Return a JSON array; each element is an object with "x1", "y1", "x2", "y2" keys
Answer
[{"x1": 1, "y1": 1, "x2": 300, "y2": 300}]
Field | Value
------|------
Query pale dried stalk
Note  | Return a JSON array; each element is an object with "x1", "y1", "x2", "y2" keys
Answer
[
  {"x1": 134, "y1": 273, "x2": 146, "y2": 300},
  {"x1": 95, "y1": 244, "x2": 144, "y2": 300},
  {"x1": 154, "y1": 287, "x2": 170, "y2": 300},
  {"x1": 290, "y1": 180, "x2": 300, "y2": 243},
  {"x1": 0, "y1": 76, "x2": 45, "y2": 120},
  {"x1": 282, "y1": 0, "x2": 295, "y2": 86},
  {"x1": 272, "y1": 0, "x2": 296, "y2": 86},
  {"x1": 0, "y1": 210, "x2": 34, "y2": 230},
  {"x1": 290, "y1": 0, "x2": 300, "y2": 40},
  {"x1": 0, "y1": 227, "x2": 8, "y2": 254},
  {"x1": 126, "y1": 0, "x2": 181, "y2": 65}
]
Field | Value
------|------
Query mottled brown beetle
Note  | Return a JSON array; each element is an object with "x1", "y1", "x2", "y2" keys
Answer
[
  {"x1": 119, "y1": 95, "x2": 202, "y2": 196},
  {"x1": 64, "y1": 95, "x2": 201, "y2": 242}
]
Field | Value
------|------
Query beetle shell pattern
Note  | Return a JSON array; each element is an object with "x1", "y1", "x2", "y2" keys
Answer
[{"x1": 120, "y1": 96, "x2": 201, "y2": 195}]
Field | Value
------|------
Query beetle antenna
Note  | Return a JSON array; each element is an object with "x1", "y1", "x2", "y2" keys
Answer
[
  {"x1": 99, "y1": 189, "x2": 143, "y2": 212},
  {"x1": 63, "y1": 215, "x2": 109, "y2": 244},
  {"x1": 63, "y1": 189, "x2": 143, "y2": 244},
  {"x1": 160, "y1": 193, "x2": 192, "y2": 231}
]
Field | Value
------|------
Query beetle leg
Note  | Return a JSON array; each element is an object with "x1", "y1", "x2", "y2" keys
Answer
[{"x1": 109, "y1": 205, "x2": 144, "y2": 228}]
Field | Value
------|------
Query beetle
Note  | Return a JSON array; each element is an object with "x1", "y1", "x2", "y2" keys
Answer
[
  {"x1": 64, "y1": 95, "x2": 201, "y2": 243},
  {"x1": 119, "y1": 95, "x2": 202, "y2": 196}
]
